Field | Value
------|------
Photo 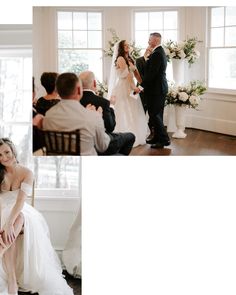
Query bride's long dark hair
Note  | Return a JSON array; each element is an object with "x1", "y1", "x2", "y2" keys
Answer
[
  {"x1": 115, "y1": 40, "x2": 134, "y2": 68},
  {"x1": 0, "y1": 138, "x2": 18, "y2": 192}
]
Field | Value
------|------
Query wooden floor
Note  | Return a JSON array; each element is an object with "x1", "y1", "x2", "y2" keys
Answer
[
  {"x1": 130, "y1": 128, "x2": 236, "y2": 156},
  {"x1": 18, "y1": 271, "x2": 81, "y2": 295}
]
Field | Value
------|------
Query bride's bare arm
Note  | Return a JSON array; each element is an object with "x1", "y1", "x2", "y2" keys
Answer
[
  {"x1": 116, "y1": 57, "x2": 140, "y2": 92},
  {"x1": 134, "y1": 68, "x2": 142, "y2": 84},
  {"x1": 3, "y1": 168, "x2": 33, "y2": 243}
]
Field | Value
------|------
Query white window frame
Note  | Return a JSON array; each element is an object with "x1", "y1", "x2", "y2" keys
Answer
[
  {"x1": 34, "y1": 157, "x2": 81, "y2": 199},
  {"x1": 207, "y1": 6, "x2": 236, "y2": 96},
  {"x1": 0, "y1": 47, "x2": 32, "y2": 163},
  {"x1": 132, "y1": 7, "x2": 179, "y2": 50},
  {"x1": 56, "y1": 7, "x2": 104, "y2": 81}
]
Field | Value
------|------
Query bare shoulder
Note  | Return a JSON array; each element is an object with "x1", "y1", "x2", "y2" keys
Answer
[{"x1": 18, "y1": 165, "x2": 34, "y2": 182}]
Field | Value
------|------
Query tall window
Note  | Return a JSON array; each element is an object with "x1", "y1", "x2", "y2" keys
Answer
[
  {"x1": 57, "y1": 11, "x2": 103, "y2": 81},
  {"x1": 208, "y1": 7, "x2": 236, "y2": 90},
  {"x1": 134, "y1": 10, "x2": 178, "y2": 80},
  {"x1": 0, "y1": 49, "x2": 32, "y2": 166},
  {"x1": 33, "y1": 157, "x2": 80, "y2": 198},
  {"x1": 134, "y1": 10, "x2": 178, "y2": 50}
]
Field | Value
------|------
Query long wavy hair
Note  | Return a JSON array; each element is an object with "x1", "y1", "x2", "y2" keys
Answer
[
  {"x1": 115, "y1": 40, "x2": 134, "y2": 68},
  {"x1": 0, "y1": 138, "x2": 18, "y2": 192}
]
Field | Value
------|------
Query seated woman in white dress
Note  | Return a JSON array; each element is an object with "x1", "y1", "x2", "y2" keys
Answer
[
  {"x1": 108, "y1": 40, "x2": 148, "y2": 147},
  {"x1": 0, "y1": 138, "x2": 73, "y2": 295}
]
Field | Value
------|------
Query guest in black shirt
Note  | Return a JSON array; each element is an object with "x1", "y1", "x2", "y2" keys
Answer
[{"x1": 35, "y1": 72, "x2": 60, "y2": 115}]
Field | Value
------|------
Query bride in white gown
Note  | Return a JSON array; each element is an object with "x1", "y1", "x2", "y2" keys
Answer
[
  {"x1": 0, "y1": 138, "x2": 73, "y2": 295},
  {"x1": 108, "y1": 40, "x2": 148, "y2": 147}
]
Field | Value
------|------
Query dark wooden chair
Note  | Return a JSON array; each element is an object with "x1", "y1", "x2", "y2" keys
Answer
[{"x1": 42, "y1": 129, "x2": 80, "y2": 155}]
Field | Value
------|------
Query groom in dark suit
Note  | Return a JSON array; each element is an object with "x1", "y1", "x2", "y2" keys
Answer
[
  {"x1": 141, "y1": 32, "x2": 170, "y2": 148},
  {"x1": 79, "y1": 71, "x2": 135, "y2": 155}
]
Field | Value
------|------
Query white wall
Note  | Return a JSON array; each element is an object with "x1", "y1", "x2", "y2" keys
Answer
[
  {"x1": 33, "y1": 197, "x2": 80, "y2": 251},
  {"x1": 0, "y1": 24, "x2": 32, "y2": 47},
  {"x1": 33, "y1": 6, "x2": 236, "y2": 136}
]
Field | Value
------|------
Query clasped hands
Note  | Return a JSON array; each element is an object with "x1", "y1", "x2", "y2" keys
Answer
[{"x1": 0, "y1": 223, "x2": 16, "y2": 249}]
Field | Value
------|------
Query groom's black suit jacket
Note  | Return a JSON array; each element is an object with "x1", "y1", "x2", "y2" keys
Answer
[
  {"x1": 136, "y1": 56, "x2": 147, "y2": 112},
  {"x1": 141, "y1": 46, "x2": 168, "y2": 107},
  {"x1": 80, "y1": 90, "x2": 116, "y2": 133}
]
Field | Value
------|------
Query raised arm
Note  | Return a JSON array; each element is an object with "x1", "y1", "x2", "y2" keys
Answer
[{"x1": 116, "y1": 56, "x2": 140, "y2": 93}]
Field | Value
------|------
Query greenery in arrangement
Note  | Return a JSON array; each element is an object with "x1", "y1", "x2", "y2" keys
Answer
[
  {"x1": 104, "y1": 28, "x2": 142, "y2": 60},
  {"x1": 165, "y1": 80, "x2": 207, "y2": 109},
  {"x1": 96, "y1": 80, "x2": 108, "y2": 97},
  {"x1": 163, "y1": 37, "x2": 201, "y2": 65}
]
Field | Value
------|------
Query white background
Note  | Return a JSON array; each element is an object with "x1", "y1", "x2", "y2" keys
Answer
[{"x1": 1, "y1": 1, "x2": 236, "y2": 295}]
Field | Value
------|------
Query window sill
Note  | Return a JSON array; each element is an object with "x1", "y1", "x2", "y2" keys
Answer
[{"x1": 203, "y1": 90, "x2": 236, "y2": 103}]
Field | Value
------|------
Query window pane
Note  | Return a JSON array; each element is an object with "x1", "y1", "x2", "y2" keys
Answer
[
  {"x1": 34, "y1": 157, "x2": 80, "y2": 190},
  {"x1": 74, "y1": 31, "x2": 87, "y2": 48},
  {"x1": 135, "y1": 31, "x2": 149, "y2": 48},
  {"x1": 135, "y1": 12, "x2": 148, "y2": 30},
  {"x1": 58, "y1": 12, "x2": 72, "y2": 30},
  {"x1": 1, "y1": 125, "x2": 32, "y2": 166},
  {"x1": 211, "y1": 27, "x2": 224, "y2": 47},
  {"x1": 88, "y1": 13, "x2": 102, "y2": 30},
  {"x1": 209, "y1": 48, "x2": 236, "y2": 90},
  {"x1": 58, "y1": 31, "x2": 72, "y2": 48},
  {"x1": 0, "y1": 56, "x2": 31, "y2": 122},
  {"x1": 225, "y1": 27, "x2": 236, "y2": 46},
  {"x1": 211, "y1": 7, "x2": 224, "y2": 27},
  {"x1": 88, "y1": 31, "x2": 102, "y2": 48},
  {"x1": 163, "y1": 30, "x2": 177, "y2": 42},
  {"x1": 226, "y1": 6, "x2": 236, "y2": 26},
  {"x1": 73, "y1": 12, "x2": 87, "y2": 30},
  {"x1": 149, "y1": 12, "x2": 163, "y2": 30},
  {"x1": 58, "y1": 49, "x2": 102, "y2": 81},
  {"x1": 164, "y1": 11, "x2": 178, "y2": 29}
]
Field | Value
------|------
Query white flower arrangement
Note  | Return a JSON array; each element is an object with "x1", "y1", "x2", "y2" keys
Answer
[
  {"x1": 165, "y1": 80, "x2": 207, "y2": 109},
  {"x1": 96, "y1": 80, "x2": 108, "y2": 98},
  {"x1": 163, "y1": 37, "x2": 201, "y2": 66},
  {"x1": 104, "y1": 28, "x2": 142, "y2": 60}
]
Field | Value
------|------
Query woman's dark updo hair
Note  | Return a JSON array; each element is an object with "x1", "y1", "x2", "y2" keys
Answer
[
  {"x1": 40, "y1": 72, "x2": 58, "y2": 94},
  {"x1": 115, "y1": 40, "x2": 134, "y2": 68},
  {"x1": 0, "y1": 138, "x2": 18, "y2": 191}
]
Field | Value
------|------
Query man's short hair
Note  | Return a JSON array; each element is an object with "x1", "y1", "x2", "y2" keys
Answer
[
  {"x1": 56, "y1": 72, "x2": 79, "y2": 98},
  {"x1": 150, "y1": 32, "x2": 162, "y2": 38}
]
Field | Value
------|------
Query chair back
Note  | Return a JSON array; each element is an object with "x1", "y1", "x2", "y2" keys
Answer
[{"x1": 43, "y1": 129, "x2": 80, "y2": 155}]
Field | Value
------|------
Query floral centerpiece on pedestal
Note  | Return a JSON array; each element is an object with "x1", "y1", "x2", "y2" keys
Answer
[
  {"x1": 165, "y1": 80, "x2": 207, "y2": 109},
  {"x1": 163, "y1": 37, "x2": 201, "y2": 66},
  {"x1": 104, "y1": 28, "x2": 142, "y2": 60}
]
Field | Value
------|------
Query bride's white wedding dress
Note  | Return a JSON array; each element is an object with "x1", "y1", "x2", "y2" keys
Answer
[
  {"x1": 112, "y1": 65, "x2": 148, "y2": 147},
  {"x1": 0, "y1": 184, "x2": 73, "y2": 295}
]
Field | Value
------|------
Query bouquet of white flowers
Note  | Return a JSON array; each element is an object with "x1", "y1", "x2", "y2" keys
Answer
[
  {"x1": 165, "y1": 80, "x2": 207, "y2": 109},
  {"x1": 163, "y1": 37, "x2": 201, "y2": 65},
  {"x1": 104, "y1": 28, "x2": 142, "y2": 60}
]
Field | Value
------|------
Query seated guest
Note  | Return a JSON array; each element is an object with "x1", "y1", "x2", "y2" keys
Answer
[
  {"x1": 79, "y1": 71, "x2": 135, "y2": 155},
  {"x1": 35, "y1": 72, "x2": 60, "y2": 115},
  {"x1": 32, "y1": 77, "x2": 45, "y2": 154},
  {"x1": 43, "y1": 72, "x2": 111, "y2": 155},
  {"x1": 80, "y1": 71, "x2": 116, "y2": 133}
]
